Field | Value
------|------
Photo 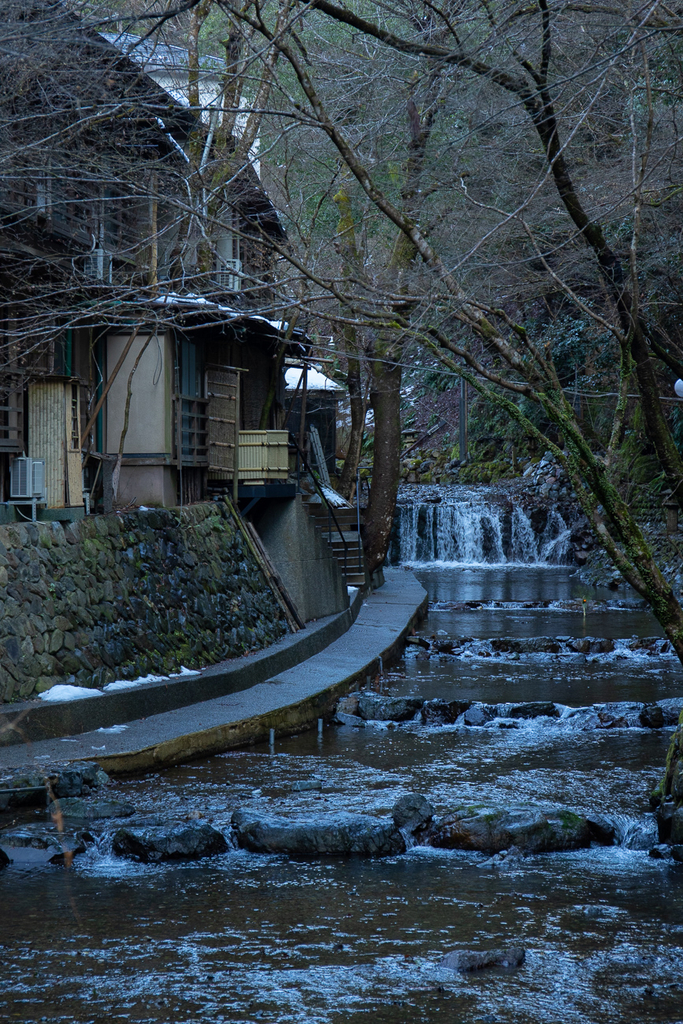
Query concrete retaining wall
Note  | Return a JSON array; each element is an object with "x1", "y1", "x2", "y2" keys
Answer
[
  {"x1": 256, "y1": 496, "x2": 347, "y2": 621},
  {"x1": 0, "y1": 503, "x2": 286, "y2": 702}
]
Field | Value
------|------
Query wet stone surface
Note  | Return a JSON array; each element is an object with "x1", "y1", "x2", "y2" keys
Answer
[
  {"x1": 112, "y1": 822, "x2": 230, "y2": 863},
  {"x1": 0, "y1": 760, "x2": 109, "y2": 810},
  {"x1": 440, "y1": 946, "x2": 526, "y2": 973},
  {"x1": 47, "y1": 797, "x2": 136, "y2": 820},
  {"x1": 426, "y1": 805, "x2": 593, "y2": 854}
]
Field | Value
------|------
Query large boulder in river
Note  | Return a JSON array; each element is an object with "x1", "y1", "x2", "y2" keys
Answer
[
  {"x1": 524, "y1": 637, "x2": 562, "y2": 654},
  {"x1": 440, "y1": 947, "x2": 526, "y2": 972},
  {"x1": 0, "y1": 828, "x2": 86, "y2": 865},
  {"x1": 112, "y1": 822, "x2": 229, "y2": 863},
  {"x1": 49, "y1": 767, "x2": 87, "y2": 798},
  {"x1": 357, "y1": 693, "x2": 423, "y2": 722},
  {"x1": 232, "y1": 809, "x2": 405, "y2": 857},
  {"x1": 392, "y1": 794, "x2": 435, "y2": 832},
  {"x1": 0, "y1": 763, "x2": 109, "y2": 812},
  {"x1": 421, "y1": 699, "x2": 455, "y2": 725},
  {"x1": 462, "y1": 704, "x2": 496, "y2": 726},
  {"x1": 426, "y1": 805, "x2": 592, "y2": 854},
  {"x1": 657, "y1": 699, "x2": 683, "y2": 727},
  {"x1": 640, "y1": 704, "x2": 665, "y2": 729},
  {"x1": 421, "y1": 699, "x2": 472, "y2": 725}
]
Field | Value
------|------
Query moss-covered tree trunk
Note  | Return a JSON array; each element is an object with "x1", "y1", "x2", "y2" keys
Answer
[
  {"x1": 338, "y1": 348, "x2": 365, "y2": 500},
  {"x1": 334, "y1": 185, "x2": 366, "y2": 501},
  {"x1": 363, "y1": 356, "x2": 402, "y2": 573}
]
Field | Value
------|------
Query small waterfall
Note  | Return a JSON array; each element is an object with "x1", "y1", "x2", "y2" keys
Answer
[
  {"x1": 510, "y1": 506, "x2": 538, "y2": 562},
  {"x1": 391, "y1": 489, "x2": 571, "y2": 566},
  {"x1": 399, "y1": 826, "x2": 418, "y2": 851},
  {"x1": 540, "y1": 510, "x2": 572, "y2": 564}
]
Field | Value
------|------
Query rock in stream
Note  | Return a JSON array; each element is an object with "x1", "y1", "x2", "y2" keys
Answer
[
  {"x1": 426, "y1": 805, "x2": 593, "y2": 854},
  {"x1": 112, "y1": 822, "x2": 229, "y2": 863},
  {"x1": 0, "y1": 761, "x2": 110, "y2": 812},
  {"x1": 440, "y1": 947, "x2": 526, "y2": 972},
  {"x1": 48, "y1": 797, "x2": 135, "y2": 820},
  {"x1": 357, "y1": 693, "x2": 423, "y2": 722},
  {"x1": 232, "y1": 808, "x2": 405, "y2": 857},
  {"x1": 0, "y1": 828, "x2": 87, "y2": 865}
]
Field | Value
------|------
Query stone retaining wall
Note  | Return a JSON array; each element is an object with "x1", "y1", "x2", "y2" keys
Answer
[{"x1": 0, "y1": 502, "x2": 286, "y2": 702}]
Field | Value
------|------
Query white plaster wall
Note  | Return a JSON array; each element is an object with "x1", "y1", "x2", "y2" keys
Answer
[{"x1": 105, "y1": 334, "x2": 173, "y2": 456}]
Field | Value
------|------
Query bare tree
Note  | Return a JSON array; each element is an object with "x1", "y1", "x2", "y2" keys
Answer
[
  {"x1": 10, "y1": 1, "x2": 683, "y2": 662},
  {"x1": 183, "y1": 0, "x2": 683, "y2": 658}
]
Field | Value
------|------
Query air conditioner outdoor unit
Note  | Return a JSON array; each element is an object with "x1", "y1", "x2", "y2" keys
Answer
[
  {"x1": 10, "y1": 457, "x2": 46, "y2": 502},
  {"x1": 83, "y1": 248, "x2": 112, "y2": 282},
  {"x1": 213, "y1": 258, "x2": 242, "y2": 292}
]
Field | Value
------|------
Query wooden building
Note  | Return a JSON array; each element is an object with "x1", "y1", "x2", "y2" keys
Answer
[{"x1": 0, "y1": 2, "x2": 299, "y2": 517}]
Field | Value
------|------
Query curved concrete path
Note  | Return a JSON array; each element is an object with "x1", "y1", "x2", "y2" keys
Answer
[
  {"x1": 0, "y1": 569, "x2": 427, "y2": 775},
  {"x1": 0, "y1": 589, "x2": 365, "y2": 748}
]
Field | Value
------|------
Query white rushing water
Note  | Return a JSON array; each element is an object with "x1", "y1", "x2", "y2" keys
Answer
[{"x1": 392, "y1": 492, "x2": 571, "y2": 565}]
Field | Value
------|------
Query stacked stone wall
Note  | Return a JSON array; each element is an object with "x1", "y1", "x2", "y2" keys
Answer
[{"x1": 0, "y1": 502, "x2": 287, "y2": 701}]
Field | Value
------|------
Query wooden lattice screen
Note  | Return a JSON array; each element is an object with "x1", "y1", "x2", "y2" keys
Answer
[{"x1": 206, "y1": 366, "x2": 238, "y2": 476}]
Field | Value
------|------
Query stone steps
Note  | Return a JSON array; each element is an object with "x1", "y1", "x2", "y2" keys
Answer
[{"x1": 302, "y1": 494, "x2": 368, "y2": 587}]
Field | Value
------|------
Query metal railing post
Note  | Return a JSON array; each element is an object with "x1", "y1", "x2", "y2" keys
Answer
[
  {"x1": 233, "y1": 375, "x2": 240, "y2": 506},
  {"x1": 356, "y1": 467, "x2": 362, "y2": 561}
]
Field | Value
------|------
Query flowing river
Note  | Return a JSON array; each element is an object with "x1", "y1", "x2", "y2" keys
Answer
[{"x1": 2, "y1": 491, "x2": 683, "y2": 1023}]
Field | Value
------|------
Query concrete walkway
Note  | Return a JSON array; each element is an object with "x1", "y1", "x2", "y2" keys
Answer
[
  {"x1": 0, "y1": 569, "x2": 427, "y2": 775},
  {"x1": 0, "y1": 589, "x2": 365, "y2": 748}
]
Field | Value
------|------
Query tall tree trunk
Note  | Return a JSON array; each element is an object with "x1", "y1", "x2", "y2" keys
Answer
[
  {"x1": 363, "y1": 356, "x2": 401, "y2": 573},
  {"x1": 334, "y1": 184, "x2": 366, "y2": 500},
  {"x1": 338, "y1": 345, "x2": 364, "y2": 500}
]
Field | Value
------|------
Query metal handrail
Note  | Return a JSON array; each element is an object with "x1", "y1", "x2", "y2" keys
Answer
[
  {"x1": 291, "y1": 434, "x2": 348, "y2": 582},
  {"x1": 356, "y1": 467, "x2": 363, "y2": 563}
]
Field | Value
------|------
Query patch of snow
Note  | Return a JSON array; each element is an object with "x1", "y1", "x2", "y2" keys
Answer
[
  {"x1": 154, "y1": 117, "x2": 190, "y2": 162},
  {"x1": 97, "y1": 724, "x2": 129, "y2": 734},
  {"x1": 152, "y1": 293, "x2": 295, "y2": 333},
  {"x1": 39, "y1": 685, "x2": 103, "y2": 702},
  {"x1": 43, "y1": 668, "x2": 203, "y2": 702},
  {"x1": 103, "y1": 673, "x2": 167, "y2": 692},
  {"x1": 102, "y1": 667, "x2": 201, "y2": 693},
  {"x1": 285, "y1": 367, "x2": 345, "y2": 392},
  {"x1": 321, "y1": 484, "x2": 351, "y2": 508}
]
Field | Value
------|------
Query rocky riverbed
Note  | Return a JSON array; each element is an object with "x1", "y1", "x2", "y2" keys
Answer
[
  {"x1": 1, "y1": 564, "x2": 683, "y2": 1024},
  {"x1": 0, "y1": 774, "x2": 627, "y2": 869}
]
